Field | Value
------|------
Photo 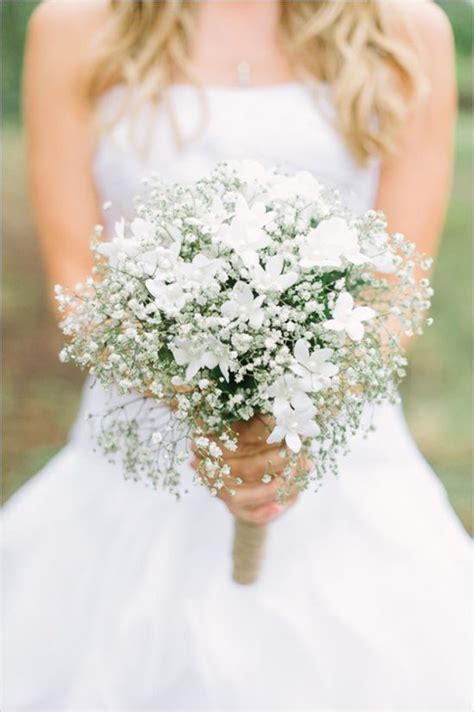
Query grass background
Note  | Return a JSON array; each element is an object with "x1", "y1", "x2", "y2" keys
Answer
[{"x1": 2, "y1": 2, "x2": 473, "y2": 534}]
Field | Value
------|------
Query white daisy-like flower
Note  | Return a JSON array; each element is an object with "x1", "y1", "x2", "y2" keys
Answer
[
  {"x1": 265, "y1": 374, "x2": 313, "y2": 410},
  {"x1": 324, "y1": 292, "x2": 376, "y2": 342},
  {"x1": 299, "y1": 217, "x2": 367, "y2": 269},
  {"x1": 221, "y1": 282, "x2": 266, "y2": 329},
  {"x1": 96, "y1": 218, "x2": 141, "y2": 266},
  {"x1": 140, "y1": 241, "x2": 182, "y2": 279},
  {"x1": 250, "y1": 255, "x2": 299, "y2": 294},
  {"x1": 145, "y1": 281, "x2": 188, "y2": 315},
  {"x1": 171, "y1": 336, "x2": 233, "y2": 381},
  {"x1": 215, "y1": 196, "x2": 274, "y2": 267},
  {"x1": 130, "y1": 217, "x2": 154, "y2": 241},
  {"x1": 267, "y1": 401, "x2": 320, "y2": 453},
  {"x1": 176, "y1": 254, "x2": 225, "y2": 288},
  {"x1": 291, "y1": 339, "x2": 339, "y2": 390}
]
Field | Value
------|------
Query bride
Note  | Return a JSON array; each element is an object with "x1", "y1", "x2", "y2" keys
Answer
[{"x1": 2, "y1": 0, "x2": 472, "y2": 709}]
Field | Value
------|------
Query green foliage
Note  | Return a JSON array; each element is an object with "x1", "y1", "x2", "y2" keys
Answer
[
  {"x1": 1, "y1": 0, "x2": 38, "y2": 120},
  {"x1": 437, "y1": 0, "x2": 473, "y2": 56},
  {"x1": 457, "y1": 53, "x2": 473, "y2": 106}
]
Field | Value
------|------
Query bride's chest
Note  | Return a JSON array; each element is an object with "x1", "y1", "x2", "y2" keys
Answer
[{"x1": 92, "y1": 83, "x2": 380, "y2": 231}]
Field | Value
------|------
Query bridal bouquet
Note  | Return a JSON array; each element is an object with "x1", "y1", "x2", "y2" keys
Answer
[{"x1": 56, "y1": 160, "x2": 433, "y2": 583}]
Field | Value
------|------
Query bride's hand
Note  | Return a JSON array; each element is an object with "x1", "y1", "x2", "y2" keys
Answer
[{"x1": 191, "y1": 416, "x2": 312, "y2": 525}]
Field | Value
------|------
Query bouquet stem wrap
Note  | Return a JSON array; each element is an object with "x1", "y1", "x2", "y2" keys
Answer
[{"x1": 232, "y1": 518, "x2": 268, "y2": 585}]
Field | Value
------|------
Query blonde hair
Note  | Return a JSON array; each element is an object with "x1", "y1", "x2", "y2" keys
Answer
[{"x1": 85, "y1": 0, "x2": 427, "y2": 165}]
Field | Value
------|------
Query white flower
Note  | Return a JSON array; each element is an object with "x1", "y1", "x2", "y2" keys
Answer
[
  {"x1": 130, "y1": 217, "x2": 153, "y2": 240},
  {"x1": 370, "y1": 249, "x2": 396, "y2": 274},
  {"x1": 267, "y1": 402, "x2": 320, "y2": 453},
  {"x1": 324, "y1": 292, "x2": 376, "y2": 342},
  {"x1": 145, "y1": 281, "x2": 188, "y2": 315},
  {"x1": 170, "y1": 339, "x2": 210, "y2": 381},
  {"x1": 200, "y1": 195, "x2": 228, "y2": 234},
  {"x1": 176, "y1": 254, "x2": 224, "y2": 288},
  {"x1": 215, "y1": 196, "x2": 273, "y2": 267},
  {"x1": 360, "y1": 230, "x2": 397, "y2": 274},
  {"x1": 140, "y1": 241, "x2": 182, "y2": 278},
  {"x1": 265, "y1": 374, "x2": 313, "y2": 410},
  {"x1": 137, "y1": 250, "x2": 159, "y2": 276},
  {"x1": 221, "y1": 282, "x2": 265, "y2": 329},
  {"x1": 270, "y1": 171, "x2": 321, "y2": 202},
  {"x1": 204, "y1": 337, "x2": 233, "y2": 381},
  {"x1": 231, "y1": 332, "x2": 253, "y2": 353},
  {"x1": 96, "y1": 219, "x2": 140, "y2": 266},
  {"x1": 250, "y1": 255, "x2": 299, "y2": 294},
  {"x1": 291, "y1": 339, "x2": 338, "y2": 390},
  {"x1": 171, "y1": 337, "x2": 232, "y2": 381},
  {"x1": 299, "y1": 217, "x2": 367, "y2": 269}
]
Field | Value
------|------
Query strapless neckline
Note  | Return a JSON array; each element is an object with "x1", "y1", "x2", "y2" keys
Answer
[
  {"x1": 92, "y1": 77, "x2": 381, "y2": 236},
  {"x1": 162, "y1": 79, "x2": 322, "y2": 93},
  {"x1": 97, "y1": 79, "x2": 327, "y2": 107}
]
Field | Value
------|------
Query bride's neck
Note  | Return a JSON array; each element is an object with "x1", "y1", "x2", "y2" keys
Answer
[{"x1": 181, "y1": 1, "x2": 295, "y2": 87}]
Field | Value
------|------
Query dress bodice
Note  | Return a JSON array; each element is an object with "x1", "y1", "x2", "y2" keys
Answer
[{"x1": 92, "y1": 82, "x2": 380, "y2": 235}]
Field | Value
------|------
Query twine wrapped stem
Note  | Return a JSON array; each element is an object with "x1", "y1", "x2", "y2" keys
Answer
[{"x1": 232, "y1": 518, "x2": 268, "y2": 585}]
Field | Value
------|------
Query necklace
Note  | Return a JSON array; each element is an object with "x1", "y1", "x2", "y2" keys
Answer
[{"x1": 236, "y1": 60, "x2": 251, "y2": 86}]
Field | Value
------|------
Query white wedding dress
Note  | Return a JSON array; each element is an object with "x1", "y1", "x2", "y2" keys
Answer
[{"x1": 2, "y1": 82, "x2": 472, "y2": 711}]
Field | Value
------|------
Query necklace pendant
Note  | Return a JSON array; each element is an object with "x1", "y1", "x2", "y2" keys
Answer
[{"x1": 237, "y1": 60, "x2": 251, "y2": 86}]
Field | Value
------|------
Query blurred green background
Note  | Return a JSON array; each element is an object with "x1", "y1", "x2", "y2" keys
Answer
[{"x1": 1, "y1": 1, "x2": 473, "y2": 533}]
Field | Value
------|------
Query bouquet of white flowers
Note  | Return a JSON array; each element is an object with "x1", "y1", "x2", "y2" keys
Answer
[{"x1": 56, "y1": 160, "x2": 433, "y2": 584}]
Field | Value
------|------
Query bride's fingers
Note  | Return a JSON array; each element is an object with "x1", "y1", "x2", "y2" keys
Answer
[
  {"x1": 191, "y1": 455, "x2": 310, "y2": 500},
  {"x1": 235, "y1": 491, "x2": 299, "y2": 525},
  {"x1": 190, "y1": 454, "x2": 312, "y2": 521},
  {"x1": 233, "y1": 473, "x2": 300, "y2": 505},
  {"x1": 191, "y1": 447, "x2": 288, "y2": 482}
]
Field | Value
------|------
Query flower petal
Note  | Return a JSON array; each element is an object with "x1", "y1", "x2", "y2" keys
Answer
[
  {"x1": 334, "y1": 291, "x2": 354, "y2": 317},
  {"x1": 291, "y1": 392, "x2": 313, "y2": 410},
  {"x1": 352, "y1": 306, "x2": 376, "y2": 322},
  {"x1": 285, "y1": 432, "x2": 302, "y2": 453},
  {"x1": 185, "y1": 360, "x2": 201, "y2": 380},
  {"x1": 346, "y1": 321, "x2": 364, "y2": 341},
  {"x1": 266, "y1": 254, "x2": 284, "y2": 276},
  {"x1": 294, "y1": 339, "x2": 310, "y2": 364},
  {"x1": 324, "y1": 319, "x2": 344, "y2": 332},
  {"x1": 267, "y1": 426, "x2": 285, "y2": 445}
]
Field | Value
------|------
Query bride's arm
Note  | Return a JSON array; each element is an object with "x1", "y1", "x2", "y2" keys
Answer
[
  {"x1": 23, "y1": 0, "x2": 109, "y2": 314},
  {"x1": 375, "y1": 1, "x2": 456, "y2": 351}
]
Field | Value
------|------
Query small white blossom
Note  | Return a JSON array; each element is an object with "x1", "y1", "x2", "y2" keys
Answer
[
  {"x1": 221, "y1": 282, "x2": 266, "y2": 329},
  {"x1": 215, "y1": 196, "x2": 273, "y2": 267},
  {"x1": 324, "y1": 292, "x2": 376, "y2": 342},
  {"x1": 96, "y1": 219, "x2": 141, "y2": 266},
  {"x1": 171, "y1": 336, "x2": 232, "y2": 381},
  {"x1": 250, "y1": 255, "x2": 299, "y2": 294},
  {"x1": 145, "y1": 281, "x2": 188, "y2": 315},
  {"x1": 267, "y1": 402, "x2": 320, "y2": 453},
  {"x1": 299, "y1": 217, "x2": 367, "y2": 269},
  {"x1": 266, "y1": 374, "x2": 313, "y2": 410},
  {"x1": 291, "y1": 339, "x2": 338, "y2": 390},
  {"x1": 176, "y1": 254, "x2": 225, "y2": 288}
]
